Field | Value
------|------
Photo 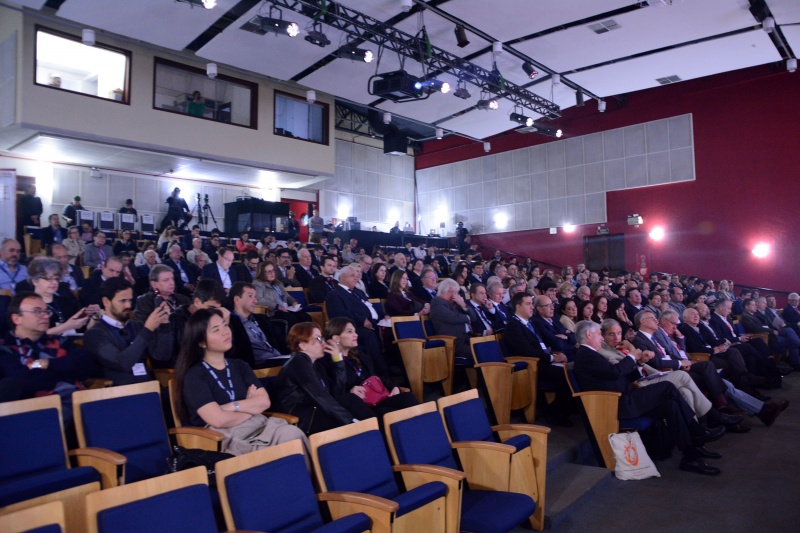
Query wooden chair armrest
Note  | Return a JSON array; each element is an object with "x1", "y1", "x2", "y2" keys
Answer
[
  {"x1": 492, "y1": 423, "x2": 551, "y2": 435},
  {"x1": 688, "y1": 352, "x2": 710, "y2": 362},
  {"x1": 750, "y1": 332, "x2": 769, "y2": 342},
  {"x1": 264, "y1": 412, "x2": 300, "y2": 425},
  {"x1": 427, "y1": 335, "x2": 456, "y2": 342},
  {"x1": 317, "y1": 491, "x2": 399, "y2": 513},
  {"x1": 504, "y1": 356, "x2": 539, "y2": 364},
  {"x1": 573, "y1": 390, "x2": 622, "y2": 398},
  {"x1": 451, "y1": 440, "x2": 516, "y2": 454},
  {"x1": 392, "y1": 463, "x2": 466, "y2": 481},
  {"x1": 83, "y1": 378, "x2": 113, "y2": 389},
  {"x1": 394, "y1": 338, "x2": 425, "y2": 345},
  {"x1": 69, "y1": 447, "x2": 126, "y2": 488},
  {"x1": 169, "y1": 427, "x2": 225, "y2": 442},
  {"x1": 474, "y1": 362, "x2": 513, "y2": 369}
]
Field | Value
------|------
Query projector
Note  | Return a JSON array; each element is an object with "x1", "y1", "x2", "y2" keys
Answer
[
  {"x1": 371, "y1": 71, "x2": 425, "y2": 102},
  {"x1": 627, "y1": 214, "x2": 643, "y2": 226}
]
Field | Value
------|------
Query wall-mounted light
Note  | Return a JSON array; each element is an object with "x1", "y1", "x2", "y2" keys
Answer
[
  {"x1": 563, "y1": 224, "x2": 576, "y2": 233},
  {"x1": 752, "y1": 242, "x2": 770, "y2": 258},
  {"x1": 598, "y1": 99, "x2": 606, "y2": 113},
  {"x1": 483, "y1": 142, "x2": 491, "y2": 152},
  {"x1": 435, "y1": 128, "x2": 443, "y2": 139},
  {"x1": 306, "y1": 90, "x2": 316, "y2": 103},
  {"x1": 476, "y1": 98, "x2": 499, "y2": 111},
  {"x1": 339, "y1": 46, "x2": 373, "y2": 63},
  {"x1": 494, "y1": 212, "x2": 508, "y2": 230},
  {"x1": 82, "y1": 29, "x2": 95, "y2": 46},
  {"x1": 383, "y1": 112, "x2": 392, "y2": 124},
  {"x1": 649, "y1": 226, "x2": 665, "y2": 241},
  {"x1": 510, "y1": 112, "x2": 534, "y2": 127},
  {"x1": 788, "y1": 58, "x2": 797, "y2": 73},
  {"x1": 260, "y1": 7, "x2": 299, "y2": 38},
  {"x1": 492, "y1": 41, "x2": 503, "y2": 55},
  {"x1": 762, "y1": 16, "x2": 775, "y2": 33},
  {"x1": 206, "y1": 63, "x2": 217, "y2": 79}
]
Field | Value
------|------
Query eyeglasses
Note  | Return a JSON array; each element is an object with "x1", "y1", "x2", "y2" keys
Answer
[
  {"x1": 19, "y1": 308, "x2": 52, "y2": 317},
  {"x1": 314, "y1": 336, "x2": 324, "y2": 344},
  {"x1": 39, "y1": 277, "x2": 60, "y2": 282},
  {"x1": 537, "y1": 303, "x2": 555, "y2": 308}
]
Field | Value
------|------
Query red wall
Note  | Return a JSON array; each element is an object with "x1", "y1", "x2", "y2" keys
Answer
[
  {"x1": 282, "y1": 200, "x2": 314, "y2": 242},
  {"x1": 416, "y1": 65, "x2": 800, "y2": 293}
]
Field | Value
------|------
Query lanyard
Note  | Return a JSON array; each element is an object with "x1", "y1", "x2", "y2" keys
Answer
[
  {"x1": 103, "y1": 320, "x2": 135, "y2": 346},
  {"x1": 201, "y1": 360, "x2": 235, "y2": 402},
  {"x1": 47, "y1": 300, "x2": 65, "y2": 324},
  {"x1": 0, "y1": 264, "x2": 19, "y2": 283},
  {"x1": 15, "y1": 337, "x2": 35, "y2": 364}
]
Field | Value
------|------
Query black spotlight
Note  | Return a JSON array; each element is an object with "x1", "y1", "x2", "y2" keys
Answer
[
  {"x1": 454, "y1": 25, "x2": 470, "y2": 48},
  {"x1": 522, "y1": 62, "x2": 538, "y2": 79}
]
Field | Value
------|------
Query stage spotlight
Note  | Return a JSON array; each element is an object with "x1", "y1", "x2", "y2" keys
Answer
[
  {"x1": 510, "y1": 112, "x2": 534, "y2": 127},
  {"x1": 177, "y1": 0, "x2": 217, "y2": 9},
  {"x1": 340, "y1": 46, "x2": 373, "y2": 63},
  {"x1": 414, "y1": 79, "x2": 450, "y2": 94},
  {"x1": 454, "y1": 25, "x2": 470, "y2": 48},
  {"x1": 477, "y1": 98, "x2": 499, "y2": 111},
  {"x1": 305, "y1": 23, "x2": 330, "y2": 47},
  {"x1": 453, "y1": 81, "x2": 471, "y2": 100},
  {"x1": 260, "y1": 8, "x2": 299, "y2": 37},
  {"x1": 522, "y1": 62, "x2": 538, "y2": 79},
  {"x1": 533, "y1": 122, "x2": 562, "y2": 137}
]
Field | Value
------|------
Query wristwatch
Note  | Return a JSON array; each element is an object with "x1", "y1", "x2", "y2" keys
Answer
[
  {"x1": 30, "y1": 360, "x2": 43, "y2": 369},
  {"x1": 234, "y1": 402, "x2": 240, "y2": 412}
]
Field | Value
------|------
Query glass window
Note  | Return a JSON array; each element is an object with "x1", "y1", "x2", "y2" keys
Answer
[
  {"x1": 153, "y1": 58, "x2": 257, "y2": 128},
  {"x1": 274, "y1": 90, "x2": 328, "y2": 145},
  {"x1": 35, "y1": 27, "x2": 130, "y2": 103}
]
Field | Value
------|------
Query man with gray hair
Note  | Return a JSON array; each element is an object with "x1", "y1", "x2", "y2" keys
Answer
[
  {"x1": 576, "y1": 285, "x2": 591, "y2": 302},
  {"x1": 783, "y1": 293, "x2": 800, "y2": 335},
  {"x1": 573, "y1": 319, "x2": 725, "y2": 475},
  {"x1": 134, "y1": 264, "x2": 190, "y2": 322},
  {"x1": 429, "y1": 277, "x2": 476, "y2": 363}
]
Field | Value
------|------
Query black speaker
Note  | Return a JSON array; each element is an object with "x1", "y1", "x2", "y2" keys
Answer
[{"x1": 384, "y1": 128, "x2": 408, "y2": 156}]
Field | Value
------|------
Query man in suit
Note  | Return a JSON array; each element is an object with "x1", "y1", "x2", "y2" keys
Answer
[
  {"x1": 387, "y1": 252, "x2": 408, "y2": 280},
  {"x1": 49, "y1": 243, "x2": 83, "y2": 291},
  {"x1": 227, "y1": 282, "x2": 286, "y2": 368},
  {"x1": 133, "y1": 264, "x2": 190, "y2": 322},
  {"x1": 467, "y1": 283, "x2": 503, "y2": 336},
  {"x1": 710, "y1": 298, "x2": 780, "y2": 385},
  {"x1": 485, "y1": 281, "x2": 511, "y2": 331},
  {"x1": 202, "y1": 234, "x2": 221, "y2": 263},
  {"x1": 201, "y1": 247, "x2": 237, "y2": 293},
  {"x1": 181, "y1": 225, "x2": 201, "y2": 251},
  {"x1": 275, "y1": 248, "x2": 301, "y2": 287},
  {"x1": 233, "y1": 250, "x2": 260, "y2": 284},
  {"x1": 573, "y1": 320, "x2": 724, "y2": 475},
  {"x1": 469, "y1": 261, "x2": 487, "y2": 285},
  {"x1": 83, "y1": 230, "x2": 114, "y2": 269},
  {"x1": 356, "y1": 254, "x2": 373, "y2": 294},
  {"x1": 163, "y1": 244, "x2": 198, "y2": 296},
  {"x1": 624, "y1": 288, "x2": 645, "y2": 321},
  {"x1": 412, "y1": 266, "x2": 439, "y2": 303},
  {"x1": 81, "y1": 256, "x2": 123, "y2": 307},
  {"x1": 308, "y1": 256, "x2": 338, "y2": 304},
  {"x1": 135, "y1": 250, "x2": 159, "y2": 296},
  {"x1": 531, "y1": 295, "x2": 576, "y2": 359},
  {"x1": 39, "y1": 214, "x2": 67, "y2": 248},
  {"x1": 504, "y1": 292, "x2": 573, "y2": 426},
  {"x1": 679, "y1": 305, "x2": 753, "y2": 388},
  {"x1": 84, "y1": 277, "x2": 172, "y2": 384},
  {"x1": 324, "y1": 265, "x2": 386, "y2": 372},
  {"x1": 747, "y1": 297, "x2": 800, "y2": 370},
  {"x1": 667, "y1": 286, "x2": 687, "y2": 318},
  {"x1": 782, "y1": 293, "x2": 800, "y2": 334},
  {"x1": 429, "y1": 278, "x2": 476, "y2": 364},
  {"x1": 294, "y1": 248, "x2": 318, "y2": 289}
]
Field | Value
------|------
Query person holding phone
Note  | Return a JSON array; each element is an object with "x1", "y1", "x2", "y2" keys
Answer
[{"x1": 26, "y1": 257, "x2": 99, "y2": 337}]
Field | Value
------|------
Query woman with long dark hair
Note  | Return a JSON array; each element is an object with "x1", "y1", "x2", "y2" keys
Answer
[
  {"x1": 173, "y1": 308, "x2": 307, "y2": 455},
  {"x1": 252, "y1": 260, "x2": 311, "y2": 327},
  {"x1": 385, "y1": 270, "x2": 429, "y2": 317},
  {"x1": 591, "y1": 296, "x2": 608, "y2": 323},
  {"x1": 367, "y1": 262, "x2": 389, "y2": 299},
  {"x1": 321, "y1": 317, "x2": 417, "y2": 419}
]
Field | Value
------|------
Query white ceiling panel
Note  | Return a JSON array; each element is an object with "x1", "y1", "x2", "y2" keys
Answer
[
  {"x1": 56, "y1": 0, "x2": 240, "y2": 51},
  {"x1": 569, "y1": 30, "x2": 781, "y2": 98},
  {"x1": 767, "y1": 0, "x2": 800, "y2": 25},
  {"x1": 781, "y1": 25, "x2": 800, "y2": 58},
  {"x1": 197, "y1": 3, "x2": 353, "y2": 81},
  {"x1": 513, "y1": 0, "x2": 757, "y2": 72},
  {"x1": 338, "y1": 0, "x2": 408, "y2": 22},
  {"x1": 442, "y1": 0, "x2": 633, "y2": 42},
  {"x1": 299, "y1": 52, "x2": 404, "y2": 106},
  {"x1": 8, "y1": 0, "x2": 47, "y2": 9},
  {"x1": 388, "y1": 7, "x2": 492, "y2": 58}
]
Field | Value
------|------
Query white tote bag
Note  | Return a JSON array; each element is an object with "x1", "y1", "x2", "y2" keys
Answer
[{"x1": 608, "y1": 431, "x2": 660, "y2": 480}]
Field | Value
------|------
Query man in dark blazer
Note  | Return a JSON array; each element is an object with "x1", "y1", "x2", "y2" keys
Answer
[
  {"x1": 467, "y1": 283, "x2": 504, "y2": 336},
  {"x1": 201, "y1": 247, "x2": 237, "y2": 293},
  {"x1": 485, "y1": 282, "x2": 512, "y2": 332},
  {"x1": 573, "y1": 320, "x2": 723, "y2": 475},
  {"x1": 782, "y1": 293, "x2": 800, "y2": 334},
  {"x1": 294, "y1": 248, "x2": 318, "y2": 289},
  {"x1": 531, "y1": 295, "x2": 576, "y2": 359},
  {"x1": 81, "y1": 256, "x2": 123, "y2": 307},
  {"x1": 162, "y1": 244, "x2": 198, "y2": 296},
  {"x1": 710, "y1": 299, "x2": 779, "y2": 384},
  {"x1": 412, "y1": 267, "x2": 439, "y2": 304},
  {"x1": 233, "y1": 250, "x2": 260, "y2": 284},
  {"x1": 504, "y1": 292, "x2": 573, "y2": 426},
  {"x1": 742, "y1": 297, "x2": 800, "y2": 369},
  {"x1": 227, "y1": 282, "x2": 286, "y2": 367},
  {"x1": 324, "y1": 265, "x2": 385, "y2": 372},
  {"x1": 428, "y1": 278, "x2": 476, "y2": 365},
  {"x1": 49, "y1": 243, "x2": 83, "y2": 291},
  {"x1": 308, "y1": 256, "x2": 338, "y2": 304},
  {"x1": 39, "y1": 214, "x2": 67, "y2": 248}
]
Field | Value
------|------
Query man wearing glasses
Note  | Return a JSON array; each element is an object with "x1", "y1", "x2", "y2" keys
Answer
[
  {"x1": 532, "y1": 295, "x2": 576, "y2": 359},
  {"x1": 275, "y1": 249, "x2": 301, "y2": 287},
  {"x1": 0, "y1": 292, "x2": 95, "y2": 411}
]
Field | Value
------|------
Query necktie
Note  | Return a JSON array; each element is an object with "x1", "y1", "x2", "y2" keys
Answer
[{"x1": 124, "y1": 268, "x2": 134, "y2": 284}]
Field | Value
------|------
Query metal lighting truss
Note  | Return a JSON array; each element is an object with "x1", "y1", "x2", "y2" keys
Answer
[{"x1": 261, "y1": 0, "x2": 561, "y2": 117}]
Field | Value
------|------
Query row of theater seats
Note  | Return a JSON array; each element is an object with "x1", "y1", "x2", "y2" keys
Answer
[{"x1": 0, "y1": 382, "x2": 549, "y2": 533}]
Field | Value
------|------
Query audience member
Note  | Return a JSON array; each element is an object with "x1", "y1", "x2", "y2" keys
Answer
[
  {"x1": 227, "y1": 282, "x2": 286, "y2": 368},
  {"x1": 134, "y1": 263, "x2": 190, "y2": 321},
  {"x1": 294, "y1": 248, "x2": 318, "y2": 289},
  {"x1": 40, "y1": 214, "x2": 67, "y2": 247},
  {"x1": 201, "y1": 247, "x2": 237, "y2": 293},
  {"x1": 429, "y1": 278, "x2": 476, "y2": 365},
  {"x1": 83, "y1": 230, "x2": 114, "y2": 269},
  {"x1": 26, "y1": 257, "x2": 96, "y2": 337},
  {"x1": 113, "y1": 229, "x2": 139, "y2": 256},
  {"x1": 163, "y1": 244, "x2": 197, "y2": 296},
  {"x1": 81, "y1": 256, "x2": 123, "y2": 307},
  {"x1": 385, "y1": 269, "x2": 429, "y2": 317},
  {"x1": 0, "y1": 239, "x2": 27, "y2": 294},
  {"x1": 309, "y1": 256, "x2": 339, "y2": 304}
]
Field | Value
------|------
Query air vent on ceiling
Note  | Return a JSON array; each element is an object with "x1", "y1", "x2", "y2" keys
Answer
[
  {"x1": 656, "y1": 75, "x2": 682, "y2": 85},
  {"x1": 588, "y1": 19, "x2": 621, "y2": 34}
]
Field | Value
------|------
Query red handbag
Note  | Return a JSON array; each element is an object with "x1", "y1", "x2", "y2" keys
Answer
[{"x1": 361, "y1": 376, "x2": 390, "y2": 407}]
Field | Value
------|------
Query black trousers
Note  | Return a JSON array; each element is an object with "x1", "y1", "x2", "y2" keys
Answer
[{"x1": 622, "y1": 381, "x2": 700, "y2": 456}]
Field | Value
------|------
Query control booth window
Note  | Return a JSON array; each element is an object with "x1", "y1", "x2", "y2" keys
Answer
[
  {"x1": 274, "y1": 90, "x2": 328, "y2": 145},
  {"x1": 153, "y1": 58, "x2": 258, "y2": 128},
  {"x1": 35, "y1": 27, "x2": 130, "y2": 103}
]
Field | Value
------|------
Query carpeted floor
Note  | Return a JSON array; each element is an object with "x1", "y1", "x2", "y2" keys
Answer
[{"x1": 550, "y1": 375, "x2": 800, "y2": 532}]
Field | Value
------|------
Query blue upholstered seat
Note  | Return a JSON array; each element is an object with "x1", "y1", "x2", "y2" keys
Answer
[
  {"x1": 0, "y1": 407, "x2": 100, "y2": 507},
  {"x1": 394, "y1": 319, "x2": 426, "y2": 340},
  {"x1": 389, "y1": 411, "x2": 536, "y2": 533},
  {"x1": 316, "y1": 429, "x2": 447, "y2": 517},
  {"x1": 78, "y1": 392, "x2": 171, "y2": 483},
  {"x1": 472, "y1": 340, "x2": 528, "y2": 373},
  {"x1": 95, "y1": 483, "x2": 217, "y2": 533},
  {"x1": 22, "y1": 525, "x2": 62, "y2": 533},
  {"x1": 440, "y1": 398, "x2": 531, "y2": 452},
  {"x1": 224, "y1": 454, "x2": 370, "y2": 533}
]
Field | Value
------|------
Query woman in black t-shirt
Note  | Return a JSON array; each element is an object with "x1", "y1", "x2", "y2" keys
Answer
[{"x1": 173, "y1": 308, "x2": 307, "y2": 455}]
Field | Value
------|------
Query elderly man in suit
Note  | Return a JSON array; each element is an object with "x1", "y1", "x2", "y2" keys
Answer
[
  {"x1": 573, "y1": 319, "x2": 724, "y2": 475},
  {"x1": 504, "y1": 291, "x2": 573, "y2": 426},
  {"x1": 163, "y1": 244, "x2": 197, "y2": 296},
  {"x1": 429, "y1": 278, "x2": 477, "y2": 365},
  {"x1": 294, "y1": 248, "x2": 318, "y2": 289},
  {"x1": 742, "y1": 297, "x2": 800, "y2": 370},
  {"x1": 325, "y1": 264, "x2": 387, "y2": 373},
  {"x1": 531, "y1": 294, "x2": 576, "y2": 359}
]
